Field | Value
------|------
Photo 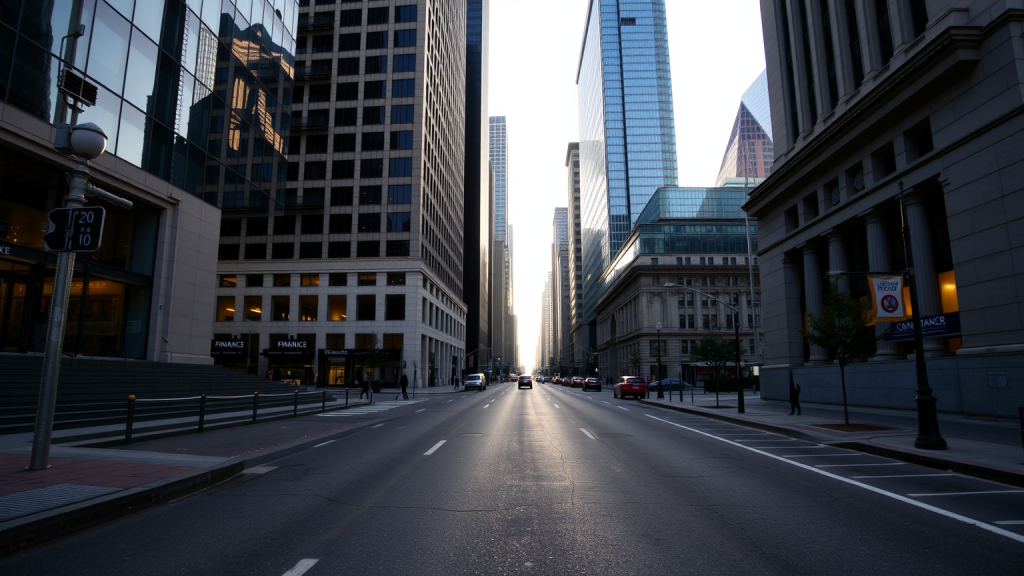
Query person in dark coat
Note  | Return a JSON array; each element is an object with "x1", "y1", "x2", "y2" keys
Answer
[
  {"x1": 360, "y1": 373, "x2": 371, "y2": 399},
  {"x1": 400, "y1": 374, "x2": 409, "y2": 399},
  {"x1": 789, "y1": 375, "x2": 802, "y2": 415}
]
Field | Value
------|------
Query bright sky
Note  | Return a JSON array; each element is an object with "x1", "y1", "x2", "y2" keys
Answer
[{"x1": 488, "y1": 0, "x2": 767, "y2": 372}]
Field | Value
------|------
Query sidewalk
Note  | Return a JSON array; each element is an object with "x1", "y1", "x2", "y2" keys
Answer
[
  {"x1": 640, "y1": 389, "x2": 1024, "y2": 487},
  {"x1": 0, "y1": 391, "x2": 415, "y2": 555}
]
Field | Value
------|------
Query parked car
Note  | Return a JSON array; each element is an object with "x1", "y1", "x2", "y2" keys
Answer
[
  {"x1": 650, "y1": 379, "x2": 689, "y2": 392},
  {"x1": 582, "y1": 377, "x2": 602, "y2": 392},
  {"x1": 465, "y1": 373, "x2": 487, "y2": 391},
  {"x1": 614, "y1": 376, "x2": 647, "y2": 399},
  {"x1": 571, "y1": 377, "x2": 584, "y2": 388},
  {"x1": 544, "y1": 377, "x2": 553, "y2": 383},
  {"x1": 518, "y1": 375, "x2": 533, "y2": 389},
  {"x1": 562, "y1": 377, "x2": 572, "y2": 386}
]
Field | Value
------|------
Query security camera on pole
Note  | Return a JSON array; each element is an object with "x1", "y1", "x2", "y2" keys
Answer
[{"x1": 28, "y1": 122, "x2": 133, "y2": 471}]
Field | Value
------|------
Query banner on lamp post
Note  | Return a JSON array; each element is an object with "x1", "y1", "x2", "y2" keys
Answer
[{"x1": 869, "y1": 275, "x2": 907, "y2": 321}]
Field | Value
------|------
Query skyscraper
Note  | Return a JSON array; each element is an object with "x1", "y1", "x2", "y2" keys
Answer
[
  {"x1": 715, "y1": 70, "x2": 774, "y2": 187},
  {"x1": 464, "y1": 0, "x2": 491, "y2": 372},
  {"x1": 218, "y1": 0, "x2": 469, "y2": 388},
  {"x1": 565, "y1": 143, "x2": 588, "y2": 371},
  {"x1": 489, "y1": 116, "x2": 508, "y2": 242},
  {"x1": 576, "y1": 0, "x2": 678, "y2": 328},
  {"x1": 552, "y1": 208, "x2": 571, "y2": 370}
]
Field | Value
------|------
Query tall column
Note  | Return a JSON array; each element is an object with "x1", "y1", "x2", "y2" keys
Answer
[
  {"x1": 903, "y1": 191, "x2": 947, "y2": 356},
  {"x1": 826, "y1": 230, "x2": 850, "y2": 293},
  {"x1": 802, "y1": 244, "x2": 828, "y2": 363},
  {"x1": 865, "y1": 210, "x2": 903, "y2": 360}
]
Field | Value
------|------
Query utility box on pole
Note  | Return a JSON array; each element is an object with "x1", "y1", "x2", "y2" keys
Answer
[{"x1": 43, "y1": 206, "x2": 105, "y2": 253}]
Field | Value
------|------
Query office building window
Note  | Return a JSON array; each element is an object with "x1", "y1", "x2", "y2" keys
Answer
[
  {"x1": 328, "y1": 241, "x2": 351, "y2": 258},
  {"x1": 396, "y1": 5, "x2": 417, "y2": 22},
  {"x1": 335, "y1": 107, "x2": 357, "y2": 126},
  {"x1": 357, "y1": 241, "x2": 380, "y2": 257},
  {"x1": 385, "y1": 295, "x2": 406, "y2": 320},
  {"x1": 299, "y1": 242, "x2": 322, "y2": 259},
  {"x1": 272, "y1": 296, "x2": 290, "y2": 321},
  {"x1": 362, "y1": 131, "x2": 385, "y2": 150},
  {"x1": 360, "y1": 159, "x2": 383, "y2": 178},
  {"x1": 299, "y1": 295, "x2": 318, "y2": 321},
  {"x1": 360, "y1": 185, "x2": 383, "y2": 204},
  {"x1": 392, "y1": 105, "x2": 414, "y2": 123},
  {"x1": 366, "y1": 31, "x2": 388, "y2": 50},
  {"x1": 330, "y1": 273, "x2": 347, "y2": 287},
  {"x1": 356, "y1": 295, "x2": 376, "y2": 320},
  {"x1": 395, "y1": 30, "x2": 416, "y2": 47},
  {"x1": 389, "y1": 158, "x2": 412, "y2": 176},
  {"x1": 301, "y1": 215, "x2": 324, "y2": 234},
  {"x1": 337, "y1": 57, "x2": 359, "y2": 75},
  {"x1": 218, "y1": 244, "x2": 240, "y2": 260},
  {"x1": 301, "y1": 275, "x2": 320, "y2": 287},
  {"x1": 365, "y1": 55, "x2": 387, "y2": 74},
  {"x1": 358, "y1": 213, "x2": 381, "y2": 233},
  {"x1": 328, "y1": 296, "x2": 347, "y2": 321},
  {"x1": 272, "y1": 243, "x2": 294, "y2": 259},
  {"x1": 245, "y1": 296, "x2": 262, "y2": 321},
  {"x1": 388, "y1": 272, "x2": 406, "y2": 285},
  {"x1": 217, "y1": 296, "x2": 235, "y2": 322},
  {"x1": 387, "y1": 212, "x2": 411, "y2": 232},
  {"x1": 339, "y1": 33, "x2": 360, "y2": 51},
  {"x1": 247, "y1": 217, "x2": 269, "y2": 236},
  {"x1": 392, "y1": 79, "x2": 414, "y2": 98},
  {"x1": 386, "y1": 240, "x2": 410, "y2": 256},
  {"x1": 388, "y1": 185, "x2": 412, "y2": 203},
  {"x1": 331, "y1": 186, "x2": 354, "y2": 206},
  {"x1": 391, "y1": 131, "x2": 413, "y2": 149},
  {"x1": 311, "y1": 35, "x2": 333, "y2": 53},
  {"x1": 221, "y1": 219, "x2": 242, "y2": 237},
  {"x1": 329, "y1": 214, "x2": 353, "y2": 234},
  {"x1": 339, "y1": 9, "x2": 362, "y2": 27},
  {"x1": 245, "y1": 244, "x2": 267, "y2": 259},
  {"x1": 337, "y1": 82, "x2": 358, "y2": 100},
  {"x1": 358, "y1": 273, "x2": 377, "y2": 286},
  {"x1": 368, "y1": 7, "x2": 389, "y2": 24},
  {"x1": 334, "y1": 133, "x2": 356, "y2": 152},
  {"x1": 393, "y1": 54, "x2": 415, "y2": 73}
]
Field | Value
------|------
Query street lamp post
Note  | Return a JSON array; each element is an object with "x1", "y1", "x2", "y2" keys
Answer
[
  {"x1": 655, "y1": 322, "x2": 664, "y2": 399},
  {"x1": 243, "y1": 319, "x2": 253, "y2": 377},
  {"x1": 664, "y1": 283, "x2": 745, "y2": 413}
]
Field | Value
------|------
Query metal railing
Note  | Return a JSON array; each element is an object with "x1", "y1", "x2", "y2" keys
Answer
[{"x1": 122, "y1": 388, "x2": 364, "y2": 444}]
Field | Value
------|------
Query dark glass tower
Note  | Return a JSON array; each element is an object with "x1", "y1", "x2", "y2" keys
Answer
[{"x1": 465, "y1": 0, "x2": 491, "y2": 371}]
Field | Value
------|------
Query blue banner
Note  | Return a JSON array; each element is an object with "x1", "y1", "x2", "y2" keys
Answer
[{"x1": 883, "y1": 312, "x2": 961, "y2": 341}]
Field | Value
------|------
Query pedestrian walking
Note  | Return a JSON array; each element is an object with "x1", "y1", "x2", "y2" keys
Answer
[
  {"x1": 789, "y1": 374, "x2": 801, "y2": 415},
  {"x1": 400, "y1": 374, "x2": 409, "y2": 400},
  {"x1": 360, "y1": 373, "x2": 370, "y2": 400}
]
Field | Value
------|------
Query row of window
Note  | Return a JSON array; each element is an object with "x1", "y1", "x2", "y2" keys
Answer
[
  {"x1": 218, "y1": 240, "x2": 410, "y2": 260},
  {"x1": 649, "y1": 339, "x2": 758, "y2": 355},
  {"x1": 295, "y1": 76, "x2": 416, "y2": 103},
  {"x1": 299, "y1": 30, "x2": 419, "y2": 55},
  {"x1": 288, "y1": 158, "x2": 413, "y2": 180},
  {"x1": 289, "y1": 131, "x2": 414, "y2": 154},
  {"x1": 675, "y1": 313, "x2": 759, "y2": 330},
  {"x1": 217, "y1": 293, "x2": 406, "y2": 322},
  {"x1": 297, "y1": 5, "x2": 418, "y2": 25},
  {"x1": 223, "y1": 212, "x2": 412, "y2": 235},
  {"x1": 220, "y1": 272, "x2": 406, "y2": 288}
]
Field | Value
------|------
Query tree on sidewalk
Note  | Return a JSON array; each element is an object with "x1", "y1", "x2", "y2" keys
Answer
[
  {"x1": 799, "y1": 278, "x2": 876, "y2": 425},
  {"x1": 628, "y1": 347, "x2": 644, "y2": 376},
  {"x1": 690, "y1": 333, "x2": 734, "y2": 406}
]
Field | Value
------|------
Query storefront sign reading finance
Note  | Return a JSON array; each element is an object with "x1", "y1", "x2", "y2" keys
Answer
[
  {"x1": 263, "y1": 340, "x2": 315, "y2": 359},
  {"x1": 210, "y1": 340, "x2": 247, "y2": 357}
]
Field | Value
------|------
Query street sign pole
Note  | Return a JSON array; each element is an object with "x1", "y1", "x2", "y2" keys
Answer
[{"x1": 29, "y1": 162, "x2": 89, "y2": 470}]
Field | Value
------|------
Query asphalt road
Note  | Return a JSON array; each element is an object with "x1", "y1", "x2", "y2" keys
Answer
[{"x1": 2, "y1": 382, "x2": 1022, "y2": 575}]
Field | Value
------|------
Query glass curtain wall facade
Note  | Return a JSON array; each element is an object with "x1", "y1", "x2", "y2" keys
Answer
[
  {"x1": 576, "y1": 0, "x2": 677, "y2": 325},
  {"x1": 0, "y1": 0, "x2": 295, "y2": 359},
  {"x1": 0, "y1": 0, "x2": 296, "y2": 208},
  {"x1": 489, "y1": 115, "x2": 507, "y2": 242},
  {"x1": 715, "y1": 70, "x2": 774, "y2": 186}
]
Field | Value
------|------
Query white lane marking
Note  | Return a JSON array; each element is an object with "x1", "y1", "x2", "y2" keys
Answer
[
  {"x1": 580, "y1": 428, "x2": 596, "y2": 440},
  {"x1": 282, "y1": 558, "x2": 319, "y2": 576},
  {"x1": 447, "y1": 400, "x2": 454, "y2": 403},
  {"x1": 779, "y1": 453, "x2": 861, "y2": 458},
  {"x1": 242, "y1": 466, "x2": 278, "y2": 475},
  {"x1": 313, "y1": 440, "x2": 336, "y2": 448},
  {"x1": 908, "y1": 490, "x2": 1024, "y2": 497},
  {"x1": 371, "y1": 423, "x2": 385, "y2": 428},
  {"x1": 602, "y1": 401, "x2": 611, "y2": 404},
  {"x1": 415, "y1": 409, "x2": 426, "y2": 412},
  {"x1": 553, "y1": 404, "x2": 560, "y2": 409},
  {"x1": 644, "y1": 414, "x2": 1024, "y2": 544},
  {"x1": 617, "y1": 406, "x2": 629, "y2": 411},
  {"x1": 995, "y1": 520, "x2": 1024, "y2": 525},
  {"x1": 816, "y1": 463, "x2": 905, "y2": 468},
  {"x1": 735, "y1": 438, "x2": 798, "y2": 442},
  {"x1": 852, "y1": 474, "x2": 955, "y2": 479},
  {"x1": 424, "y1": 440, "x2": 446, "y2": 455},
  {"x1": 484, "y1": 404, "x2": 490, "y2": 408}
]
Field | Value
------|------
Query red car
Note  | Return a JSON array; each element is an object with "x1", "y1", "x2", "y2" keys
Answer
[
  {"x1": 582, "y1": 377, "x2": 602, "y2": 392},
  {"x1": 518, "y1": 375, "x2": 533, "y2": 389},
  {"x1": 614, "y1": 376, "x2": 647, "y2": 399}
]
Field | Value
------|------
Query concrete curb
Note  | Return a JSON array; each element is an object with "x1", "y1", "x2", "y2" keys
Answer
[
  {"x1": 637, "y1": 399, "x2": 820, "y2": 442},
  {"x1": 0, "y1": 460, "x2": 243, "y2": 556}
]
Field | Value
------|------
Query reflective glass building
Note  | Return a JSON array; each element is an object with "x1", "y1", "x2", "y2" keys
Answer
[
  {"x1": 465, "y1": 0, "x2": 491, "y2": 371},
  {"x1": 0, "y1": 0, "x2": 295, "y2": 361},
  {"x1": 576, "y1": 0, "x2": 677, "y2": 325},
  {"x1": 489, "y1": 115, "x2": 507, "y2": 242},
  {"x1": 715, "y1": 70, "x2": 774, "y2": 186}
]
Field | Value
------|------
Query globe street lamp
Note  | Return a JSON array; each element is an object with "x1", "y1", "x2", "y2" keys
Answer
[{"x1": 664, "y1": 283, "x2": 745, "y2": 413}]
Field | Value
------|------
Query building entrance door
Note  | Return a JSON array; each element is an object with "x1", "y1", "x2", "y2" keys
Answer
[{"x1": 0, "y1": 271, "x2": 30, "y2": 353}]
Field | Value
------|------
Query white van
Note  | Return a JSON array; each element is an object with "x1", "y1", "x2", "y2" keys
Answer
[{"x1": 465, "y1": 373, "x2": 487, "y2": 391}]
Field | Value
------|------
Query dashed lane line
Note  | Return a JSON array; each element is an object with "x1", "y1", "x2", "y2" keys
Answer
[
  {"x1": 852, "y1": 474, "x2": 954, "y2": 479},
  {"x1": 644, "y1": 413, "x2": 1024, "y2": 545},
  {"x1": 371, "y1": 423, "x2": 385, "y2": 428},
  {"x1": 313, "y1": 440, "x2": 336, "y2": 448},
  {"x1": 816, "y1": 463, "x2": 905, "y2": 468},
  {"x1": 424, "y1": 440, "x2": 446, "y2": 456},
  {"x1": 415, "y1": 409, "x2": 426, "y2": 412},
  {"x1": 580, "y1": 428, "x2": 596, "y2": 440},
  {"x1": 282, "y1": 559, "x2": 319, "y2": 576},
  {"x1": 617, "y1": 406, "x2": 630, "y2": 411},
  {"x1": 908, "y1": 490, "x2": 1024, "y2": 498}
]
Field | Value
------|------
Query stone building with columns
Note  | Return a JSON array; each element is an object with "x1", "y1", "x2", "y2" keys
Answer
[
  {"x1": 747, "y1": 0, "x2": 1024, "y2": 416},
  {"x1": 594, "y1": 187, "x2": 761, "y2": 383}
]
